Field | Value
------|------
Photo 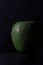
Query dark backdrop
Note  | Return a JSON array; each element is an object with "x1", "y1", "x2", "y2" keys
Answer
[{"x1": 0, "y1": 0, "x2": 43, "y2": 65}]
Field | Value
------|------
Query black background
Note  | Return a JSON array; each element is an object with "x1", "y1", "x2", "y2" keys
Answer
[{"x1": 0, "y1": 0, "x2": 43, "y2": 65}]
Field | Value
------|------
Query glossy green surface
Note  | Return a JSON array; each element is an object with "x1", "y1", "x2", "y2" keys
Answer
[{"x1": 11, "y1": 21, "x2": 34, "y2": 52}]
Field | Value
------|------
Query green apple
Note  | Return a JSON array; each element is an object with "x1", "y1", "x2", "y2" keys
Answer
[{"x1": 11, "y1": 21, "x2": 37, "y2": 52}]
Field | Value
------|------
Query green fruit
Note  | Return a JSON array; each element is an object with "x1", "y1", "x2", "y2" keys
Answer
[{"x1": 11, "y1": 21, "x2": 35, "y2": 52}]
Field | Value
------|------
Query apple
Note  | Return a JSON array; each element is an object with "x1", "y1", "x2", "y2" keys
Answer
[{"x1": 11, "y1": 21, "x2": 37, "y2": 52}]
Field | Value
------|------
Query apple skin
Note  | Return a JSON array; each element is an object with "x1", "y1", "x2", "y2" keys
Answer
[{"x1": 11, "y1": 21, "x2": 35, "y2": 52}]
